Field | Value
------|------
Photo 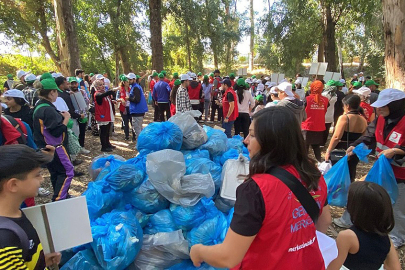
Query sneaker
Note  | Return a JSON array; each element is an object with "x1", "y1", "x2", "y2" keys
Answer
[
  {"x1": 72, "y1": 159, "x2": 83, "y2": 166},
  {"x1": 38, "y1": 188, "x2": 51, "y2": 197},
  {"x1": 101, "y1": 147, "x2": 113, "y2": 152},
  {"x1": 333, "y1": 217, "x2": 351, "y2": 228},
  {"x1": 108, "y1": 145, "x2": 116, "y2": 149},
  {"x1": 80, "y1": 148, "x2": 90, "y2": 154}
]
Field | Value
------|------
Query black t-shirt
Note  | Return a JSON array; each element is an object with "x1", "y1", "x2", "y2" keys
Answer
[
  {"x1": 230, "y1": 179, "x2": 265, "y2": 236},
  {"x1": 4, "y1": 105, "x2": 33, "y2": 129},
  {"x1": 0, "y1": 212, "x2": 46, "y2": 270},
  {"x1": 226, "y1": 92, "x2": 234, "y2": 102}
]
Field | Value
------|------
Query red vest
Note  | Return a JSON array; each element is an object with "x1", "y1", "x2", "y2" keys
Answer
[
  {"x1": 188, "y1": 83, "x2": 202, "y2": 101},
  {"x1": 94, "y1": 91, "x2": 113, "y2": 122},
  {"x1": 231, "y1": 80, "x2": 235, "y2": 87},
  {"x1": 150, "y1": 79, "x2": 156, "y2": 94},
  {"x1": 375, "y1": 115, "x2": 405, "y2": 179},
  {"x1": 222, "y1": 88, "x2": 239, "y2": 122},
  {"x1": 360, "y1": 101, "x2": 373, "y2": 123},
  {"x1": 119, "y1": 85, "x2": 130, "y2": 112},
  {"x1": 301, "y1": 95, "x2": 329, "y2": 131},
  {"x1": 169, "y1": 79, "x2": 175, "y2": 89},
  {"x1": 232, "y1": 165, "x2": 327, "y2": 270}
]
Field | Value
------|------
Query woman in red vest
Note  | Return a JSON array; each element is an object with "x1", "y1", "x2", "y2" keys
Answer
[
  {"x1": 301, "y1": 80, "x2": 329, "y2": 162},
  {"x1": 190, "y1": 106, "x2": 331, "y2": 269},
  {"x1": 353, "y1": 86, "x2": 375, "y2": 123},
  {"x1": 347, "y1": 88, "x2": 405, "y2": 248},
  {"x1": 222, "y1": 79, "x2": 238, "y2": 138}
]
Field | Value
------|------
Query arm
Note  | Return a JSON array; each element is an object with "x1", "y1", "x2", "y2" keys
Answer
[
  {"x1": 316, "y1": 205, "x2": 332, "y2": 234},
  {"x1": 347, "y1": 117, "x2": 378, "y2": 156},
  {"x1": 42, "y1": 108, "x2": 68, "y2": 138},
  {"x1": 190, "y1": 229, "x2": 255, "y2": 268},
  {"x1": 325, "y1": 115, "x2": 347, "y2": 161},
  {"x1": 384, "y1": 240, "x2": 401, "y2": 270},
  {"x1": 95, "y1": 90, "x2": 114, "y2": 105},
  {"x1": 327, "y1": 230, "x2": 356, "y2": 270}
]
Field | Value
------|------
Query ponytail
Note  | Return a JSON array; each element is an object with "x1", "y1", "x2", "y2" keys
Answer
[{"x1": 235, "y1": 84, "x2": 244, "y2": 104}]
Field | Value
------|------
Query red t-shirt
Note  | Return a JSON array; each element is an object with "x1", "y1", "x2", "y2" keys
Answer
[
  {"x1": 232, "y1": 165, "x2": 327, "y2": 270},
  {"x1": 360, "y1": 101, "x2": 373, "y2": 123},
  {"x1": 301, "y1": 95, "x2": 329, "y2": 131},
  {"x1": 150, "y1": 79, "x2": 156, "y2": 94}
]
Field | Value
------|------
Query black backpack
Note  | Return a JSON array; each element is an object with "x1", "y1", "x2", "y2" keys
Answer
[{"x1": 0, "y1": 216, "x2": 30, "y2": 261}]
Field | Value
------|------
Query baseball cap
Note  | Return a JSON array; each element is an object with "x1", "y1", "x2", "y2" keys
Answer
[
  {"x1": 96, "y1": 74, "x2": 104, "y2": 80},
  {"x1": 251, "y1": 75, "x2": 256, "y2": 79},
  {"x1": 256, "y1": 80, "x2": 262, "y2": 84},
  {"x1": 7, "y1": 74, "x2": 13, "y2": 79},
  {"x1": 52, "y1": 72, "x2": 62, "y2": 78},
  {"x1": 174, "y1": 79, "x2": 181, "y2": 86},
  {"x1": 89, "y1": 73, "x2": 94, "y2": 77},
  {"x1": 365, "y1": 80, "x2": 379, "y2": 87},
  {"x1": 229, "y1": 73, "x2": 235, "y2": 79},
  {"x1": 68, "y1": 77, "x2": 77, "y2": 83},
  {"x1": 152, "y1": 72, "x2": 159, "y2": 77},
  {"x1": 339, "y1": 79, "x2": 346, "y2": 84},
  {"x1": 236, "y1": 78, "x2": 245, "y2": 87},
  {"x1": 190, "y1": 73, "x2": 197, "y2": 78},
  {"x1": 295, "y1": 79, "x2": 302, "y2": 85},
  {"x1": 41, "y1": 78, "x2": 59, "y2": 90},
  {"x1": 265, "y1": 81, "x2": 271, "y2": 86},
  {"x1": 371, "y1": 88, "x2": 405, "y2": 108},
  {"x1": 270, "y1": 86, "x2": 278, "y2": 94},
  {"x1": 173, "y1": 72, "x2": 179, "y2": 78},
  {"x1": 245, "y1": 79, "x2": 252, "y2": 84},
  {"x1": 222, "y1": 79, "x2": 232, "y2": 87},
  {"x1": 354, "y1": 74, "x2": 358, "y2": 77},
  {"x1": 161, "y1": 70, "x2": 167, "y2": 75},
  {"x1": 277, "y1": 82, "x2": 294, "y2": 97},
  {"x1": 197, "y1": 72, "x2": 202, "y2": 76},
  {"x1": 3, "y1": 89, "x2": 28, "y2": 104},
  {"x1": 16, "y1": 70, "x2": 26, "y2": 79},
  {"x1": 209, "y1": 73, "x2": 214, "y2": 77},
  {"x1": 257, "y1": 83, "x2": 265, "y2": 92},
  {"x1": 180, "y1": 74, "x2": 190, "y2": 81},
  {"x1": 264, "y1": 77, "x2": 270, "y2": 81},
  {"x1": 352, "y1": 81, "x2": 362, "y2": 89},
  {"x1": 158, "y1": 73, "x2": 164, "y2": 78},
  {"x1": 126, "y1": 73, "x2": 136, "y2": 79},
  {"x1": 353, "y1": 86, "x2": 371, "y2": 97},
  {"x1": 255, "y1": 95, "x2": 264, "y2": 102},
  {"x1": 25, "y1": 73, "x2": 37, "y2": 83}
]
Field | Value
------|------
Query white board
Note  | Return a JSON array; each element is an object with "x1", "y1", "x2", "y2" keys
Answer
[
  {"x1": 278, "y1": 74, "x2": 285, "y2": 83},
  {"x1": 318, "y1": 63, "x2": 328, "y2": 76},
  {"x1": 324, "y1": 72, "x2": 333, "y2": 82},
  {"x1": 271, "y1": 73, "x2": 279, "y2": 83},
  {"x1": 309, "y1": 63, "x2": 319, "y2": 75},
  {"x1": 309, "y1": 62, "x2": 328, "y2": 76},
  {"x1": 238, "y1": 68, "x2": 247, "y2": 76},
  {"x1": 23, "y1": 196, "x2": 93, "y2": 254},
  {"x1": 302, "y1": 77, "x2": 309, "y2": 87},
  {"x1": 332, "y1": 72, "x2": 341, "y2": 81}
]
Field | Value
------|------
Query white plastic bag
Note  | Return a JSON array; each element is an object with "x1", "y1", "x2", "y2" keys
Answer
[
  {"x1": 169, "y1": 110, "x2": 208, "y2": 149},
  {"x1": 316, "y1": 231, "x2": 338, "y2": 268},
  {"x1": 318, "y1": 161, "x2": 332, "y2": 175},
  {"x1": 146, "y1": 149, "x2": 215, "y2": 206},
  {"x1": 219, "y1": 154, "x2": 250, "y2": 201}
]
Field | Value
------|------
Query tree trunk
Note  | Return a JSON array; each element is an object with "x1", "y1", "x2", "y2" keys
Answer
[
  {"x1": 323, "y1": 3, "x2": 337, "y2": 72},
  {"x1": 117, "y1": 48, "x2": 131, "y2": 74},
  {"x1": 185, "y1": 25, "x2": 192, "y2": 70},
  {"x1": 318, "y1": 38, "x2": 325, "y2": 62},
  {"x1": 115, "y1": 52, "x2": 120, "y2": 86},
  {"x1": 249, "y1": 0, "x2": 254, "y2": 71},
  {"x1": 337, "y1": 40, "x2": 344, "y2": 79},
  {"x1": 149, "y1": 0, "x2": 164, "y2": 71},
  {"x1": 382, "y1": 0, "x2": 405, "y2": 89},
  {"x1": 53, "y1": 0, "x2": 81, "y2": 75}
]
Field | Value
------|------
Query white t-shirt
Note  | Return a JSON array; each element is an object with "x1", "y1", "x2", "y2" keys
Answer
[
  {"x1": 53, "y1": 97, "x2": 69, "y2": 112},
  {"x1": 342, "y1": 87, "x2": 348, "y2": 95},
  {"x1": 237, "y1": 90, "x2": 255, "y2": 114},
  {"x1": 322, "y1": 93, "x2": 337, "y2": 123}
]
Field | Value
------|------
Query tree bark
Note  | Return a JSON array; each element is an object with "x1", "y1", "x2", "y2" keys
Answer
[
  {"x1": 323, "y1": 3, "x2": 337, "y2": 72},
  {"x1": 185, "y1": 24, "x2": 192, "y2": 70},
  {"x1": 149, "y1": 0, "x2": 164, "y2": 72},
  {"x1": 249, "y1": 0, "x2": 254, "y2": 71},
  {"x1": 382, "y1": 0, "x2": 405, "y2": 88},
  {"x1": 117, "y1": 48, "x2": 131, "y2": 74},
  {"x1": 53, "y1": 0, "x2": 81, "y2": 75},
  {"x1": 318, "y1": 38, "x2": 325, "y2": 62}
]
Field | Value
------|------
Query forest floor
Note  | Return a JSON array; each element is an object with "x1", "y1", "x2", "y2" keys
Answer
[{"x1": 35, "y1": 106, "x2": 405, "y2": 268}]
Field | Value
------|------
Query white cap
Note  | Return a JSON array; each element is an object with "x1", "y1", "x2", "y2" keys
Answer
[
  {"x1": 245, "y1": 79, "x2": 251, "y2": 84},
  {"x1": 187, "y1": 71, "x2": 192, "y2": 76},
  {"x1": 269, "y1": 82, "x2": 277, "y2": 87},
  {"x1": 270, "y1": 86, "x2": 278, "y2": 94},
  {"x1": 3, "y1": 89, "x2": 28, "y2": 104},
  {"x1": 353, "y1": 86, "x2": 371, "y2": 97},
  {"x1": 52, "y1": 72, "x2": 62, "y2": 78},
  {"x1": 265, "y1": 81, "x2": 271, "y2": 86},
  {"x1": 339, "y1": 79, "x2": 346, "y2": 84},
  {"x1": 180, "y1": 74, "x2": 190, "y2": 81},
  {"x1": 371, "y1": 88, "x2": 405, "y2": 108},
  {"x1": 264, "y1": 77, "x2": 270, "y2": 81},
  {"x1": 16, "y1": 70, "x2": 26, "y2": 79},
  {"x1": 257, "y1": 83, "x2": 265, "y2": 91},
  {"x1": 354, "y1": 74, "x2": 358, "y2": 77},
  {"x1": 256, "y1": 79, "x2": 262, "y2": 84},
  {"x1": 295, "y1": 79, "x2": 302, "y2": 85},
  {"x1": 359, "y1": 72, "x2": 364, "y2": 75},
  {"x1": 190, "y1": 73, "x2": 196, "y2": 78},
  {"x1": 277, "y1": 82, "x2": 294, "y2": 97},
  {"x1": 36, "y1": 75, "x2": 41, "y2": 80},
  {"x1": 25, "y1": 73, "x2": 37, "y2": 82},
  {"x1": 96, "y1": 74, "x2": 104, "y2": 80},
  {"x1": 252, "y1": 79, "x2": 257, "y2": 83},
  {"x1": 126, "y1": 73, "x2": 136, "y2": 79}
]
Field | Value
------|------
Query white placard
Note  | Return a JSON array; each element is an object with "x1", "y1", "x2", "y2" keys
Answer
[
  {"x1": 318, "y1": 63, "x2": 328, "y2": 76},
  {"x1": 238, "y1": 68, "x2": 247, "y2": 76},
  {"x1": 271, "y1": 73, "x2": 279, "y2": 83},
  {"x1": 302, "y1": 77, "x2": 309, "y2": 87},
  {"x1": 220, "y1": 158, "x2": 250, "y2": 201},
  {"x1": 23, "y1": 196, "x2": 93, "y2": 253},
  {"x1": 309, "y1": 63, "x2": 319, "y2": 75},
  {"x1": 324, "y1": 72, "x2": 333, "y2": 82},
  {"x1": 332, "y1": 72, "x2": 341, "y2": 81},
  {"x1": 278, "y1": 74, "x2": 285, "y2": 83},
  {"x1": 309, "y1": 62, "x2": 328, "y2": 76}
]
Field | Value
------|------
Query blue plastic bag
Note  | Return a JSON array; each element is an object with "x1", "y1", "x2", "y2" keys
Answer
[
  {"x1": 115, "y1": 202, "x2": 150, "y2": 228},
  {"x1": 198, "y1": 126, "x2": 228, "y2": 158},
  {"x1": 324, "y1": 155, "x2": 351, "y2": 207},
  {"x1": 182, "y1": 149, "x2": 211, "y2": 161},
  {"x1": 185, "y1": 158, "x2": 222, "y2": 191},
  {"x1": 61, "y1": 249, "x2": 102, "y2": 270},
  {"x1": 83, "y1": 181, "x2": 123, "y2": 221},
  {"x1": 137, "y1": 122, "x2": 183, "y2": 152},
  {"x1": 90, "y1": 155, "x2": 126, "y2": 181},
  {"x1": 220, "y1": 148, "x2": 250, "y2": 166},
  {"x1": 170, "y1": 199, "x2": 219, "y2": 231},
  {"x1": 187, "y1": 211, "x2": 228, "y2": 247},
  {"x1": 91, "y1": 211, "x2": 143, "y2": 270},
  {"x1": 143, "y1": 209, "x2": 177, "y2": 235},
  {"x1": 227, "y1": 135, "x2": 244, "y2": 152},
  {"x1": 353, "y1": 143, "x2": 372, "y2": 163},
  {"x1": 104, "y1": 163, "x2": 145, "y2": 192},
  {"x1": 124, "y1": 178, "x2": 169, "y2": 214},
  {"x1": 365, "y1": 155, "x2": 398, "y2": 204},
  {"x1": 125, "y1": 154, "x2": 147, "y2": 173},
  {"x1": 167, "y1": 260, "x2": 226, "y2": 270}
]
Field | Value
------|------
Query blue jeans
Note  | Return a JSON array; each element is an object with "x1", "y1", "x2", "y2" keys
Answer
[{"x1": 222, "y1": 120, "x2": 235, "y2": 138}]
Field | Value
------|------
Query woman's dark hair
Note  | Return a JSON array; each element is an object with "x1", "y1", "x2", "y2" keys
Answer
[
  {"x1": 12, "y1": 97, "x2": 27, "y2": 106},
  {"x1": 347, "y1": 182, "x2": 394, "y2": 235},
  {"x1": 203, "y1": 76, "x2": 209, "y2": 86},
  {"x1": 235, "y1": 84, "x2": 245, "y2": 104},
  {"x1": 249, "y1": 107, "x2": 321, "y2": 190},
  {"x1": 170, "y1": 85, "x2": 180, "y2": 104},
  {"x1": 342, "y1": 94, "x2": 361, "y2": 111},
  {"x1": 84, "y1": 74, "x2": 90, "y2": 83}
]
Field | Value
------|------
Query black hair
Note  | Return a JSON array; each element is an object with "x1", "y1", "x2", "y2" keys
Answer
[
  {"x1": 84, "y1": 74, "x2": 90, "y2": 83},
  {"x1": 343, "y1": 94, "x2": 367, "y2": 118},
  {"x1": 12, "y1": 97, "x2": 27, "y2": 106},
  {"x1": 0, "y1": 145, "x2": 52, "y2": 192},
  {"x1": 235, "y1": 84, "x2": 245, "y2": 104},
  {"x1": 55, "y1": 76, "x2": 66, "y2": 87},
  {"x1": 249, "y1": 107, "x2": 321, "y2": 191},
  {"x1": 75, "y1": 69, "x2": 84, "y2": 76},
  {"x1": 348, "y1": 182, "x2": 394, "y2": 235},
  {"x1": 203, "y1": 77, "x2": 209, "y2": 86},
  {"x1": 170, "y1": 85, "x2": 180, "y2": 104}
]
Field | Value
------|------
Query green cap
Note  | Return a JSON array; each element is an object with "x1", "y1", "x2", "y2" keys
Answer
[
  {"x1": 197, "y1": 72, "x2": 202, "y2": 76},
  {"x1": 173, "y1": 72, "x2": 179, "y2": 78},
  {"x1": 292, "y1": 83, "x2": 296, "y2": 90},
  {"x1": 209, "y1": 73, "x2": 214, "y2": 77},
  {"x1": 119, "y1": 74, "x2": 128, "y2": 82},
  {"x1": 68, "y1": 77, "x2": 77, "y2": 83},
  {"x1": 252, "y1": 75, "x2": 256, "y2": 79},
  {"x1": 158, "y1": 73, "x2": 164, "y2": 78},
  {"x1": 229, "y1": 73, "x2": 235, "y2": 79},
  {"x1": 255, "y1": 94, "x2": 264, "y2": 102},
  {"x1": 236, "y1": 78, "x2": 245, "y2": 87},
  {"x1": 136, "y1": 75, "x2": 140, "y2": 79},
  {"x1": 353, "y1": 81, "x2": 362, "y2": 89},
  {"x1": 7, "y1": 74, "x2": 13, "y2": 79},
  {"x1": 335, "y1": 81, "x2": 344, "y2": 87},
  {"x1": 153, "y1": 72, "x2": 159, "y2": 77},
  {"x1": 204, "y1": 75, "x2": 209, "y2": 80},
  {"x1": 245, "y1": 83, "x2": 250, "y2": 88},
  {"x1": 41, "y1": 78, "x2": 59, "y2": 90},
  {"x1": 89, "y1": 73, "x2": 94, "y2": 77},
  {"x1": 161, "y1": 70, "x2": 167, "y2": 75},
  {"x1": 365, "y1": 80, "x2": 379, "y2": 86},
  {"x1": 174, "y1": 79, "x2": 181, "y2": 86},
  {"x1": 40, "y1": 72, "x2": 53, "y2": 81},
  {"x1": 326, "y1": 80, "x2": 335, "y2": 86}
]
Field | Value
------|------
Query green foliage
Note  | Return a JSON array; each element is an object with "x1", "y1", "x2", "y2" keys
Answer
[{"x1": 0, "y1": 54, "x2": 57, "y2": 76}]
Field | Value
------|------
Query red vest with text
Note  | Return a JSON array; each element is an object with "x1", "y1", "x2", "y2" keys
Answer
[
  {"x1": 231, "y1": 165, "x2": 326, "y2": 270},
  {"x1": 188, "y1": 83, "x2": 202, "y2": 101},
  {"x1": 301, "y1": 95, "x2": 329, "y2": 131},
  {"x1": 360, "y1": 101, "x2": 373, "y2": 123},
  {"x1": 222, "y1": 88, "x2": 239, "y2": 122},
  {"x1": 375, "y1": 115, "x2": 405, "y2": 180},
  {"x1": 94, "y1": 91, "x2": 113, "y2": 122}
]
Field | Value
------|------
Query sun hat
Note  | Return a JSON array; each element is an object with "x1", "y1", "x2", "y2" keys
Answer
[{"x1": 371, "y1": 88, "x2": 405, "y2": 108}]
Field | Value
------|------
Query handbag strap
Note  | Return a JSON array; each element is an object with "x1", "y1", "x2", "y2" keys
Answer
[
  {"x1": 266, "y1": 167, "x2": 319, "y2": 224},
  {"x1": 346, "y1": 114, "x2": 350, "y2": 149}
]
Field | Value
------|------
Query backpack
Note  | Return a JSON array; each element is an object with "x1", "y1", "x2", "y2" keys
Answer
[
  {"x1": 0, "y1": 216, "x2": 30, "y2": 261},
  {"x1": 1, "y1": 115, "x2": 28, "y2": 145}
]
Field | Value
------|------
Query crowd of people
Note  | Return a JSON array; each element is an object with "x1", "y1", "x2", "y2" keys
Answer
[{"x1": 0, "y1": 66, "x2": 404, "y2": 270}]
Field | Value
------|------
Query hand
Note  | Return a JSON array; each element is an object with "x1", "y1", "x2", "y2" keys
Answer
[
  {"x1": 190, "y1": 244, "x2": 204, "y2": 267},
  {"x1": 61, "y1": 111, "x2": 71, "y2": 121},
  {"x1": 45, "y1": 252, "x2": 61, "y2": 267},
  {"x1": 324, "y1": 152, "x2": 330, "y2": 161},
  {"x1": 346, "y1": 146, "x2": 355, "y2": 156},
  {"x1": 41, "y1": 145, "x2": 55, "y2": 158},
  {"x1": 378, "y1": 149, "x2": 396, "y2": 159},
  {"x1": 224, "y1": 118, "x2": 229, "y2": 123}
]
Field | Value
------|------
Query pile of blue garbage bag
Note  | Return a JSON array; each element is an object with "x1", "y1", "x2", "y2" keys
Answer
[{"x1": 61, "y1": 118, "x2": 248, "y2": 270}]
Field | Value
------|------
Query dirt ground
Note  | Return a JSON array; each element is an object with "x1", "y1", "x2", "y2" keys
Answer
[{"x1": 35, "y1": 106, "x2": 405, "y2": 268}]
